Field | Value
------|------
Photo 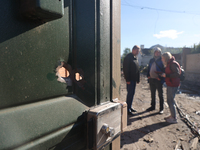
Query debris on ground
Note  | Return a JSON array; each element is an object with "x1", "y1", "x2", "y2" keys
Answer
[{"x1": 120, "y1": 74, "x2": 200, "y2": 150}]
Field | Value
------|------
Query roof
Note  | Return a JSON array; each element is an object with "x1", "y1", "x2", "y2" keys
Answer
[{"x1": 149, "y1": 44, "x2": 164, "y2": 50}]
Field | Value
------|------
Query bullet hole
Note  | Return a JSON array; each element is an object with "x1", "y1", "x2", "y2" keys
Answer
[
  {"x1": 53, "y1": 61, "x2": 85, "y2": 88},
  {"x1": 75, "y1": 72, "x2": 82, "y2": 81},
  {"x1": 55, "y1": 62, "x2": 67, "y2": 83},
  {"x1": 58, "y1": 67, "x2": 70, "y2": 78},
  {"x1": 56, "y1": 62, "x2": 73, "y2": 86}
]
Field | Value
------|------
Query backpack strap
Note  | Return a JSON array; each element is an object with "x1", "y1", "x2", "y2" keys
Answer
[
  {"x1": 169, "y1": 61, "x2": 181, "y2": 75},
  {"x1": 155, "y1": 60, "x2": 164, "y2": 72}
]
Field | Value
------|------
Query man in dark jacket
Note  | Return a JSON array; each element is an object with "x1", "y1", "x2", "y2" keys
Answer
[
  {"x1": 146, "y1": 47, "x2": 165, "y2": 114},
  {"x1": 123, "y1": 45, "x2": 140, "y2": 116}
]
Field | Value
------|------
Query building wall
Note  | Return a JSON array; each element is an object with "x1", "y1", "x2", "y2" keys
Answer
[
  {"x1": 184, "y1": 52, "x2": 200, "y2": 84},
  {"x1": 186, "y1": 53, "x2": 200, "y2": 73},
  {"x1": 138, "y1": 53, "x2": 152, "y2": 66},
  {"x1": 141, "y1": 55, "x2": 152, "y2": 66},
  {"x1": 137, "y1": 52, "x2": 142, "y2": 66}
]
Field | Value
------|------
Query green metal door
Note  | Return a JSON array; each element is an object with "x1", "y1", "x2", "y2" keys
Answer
[
  {"x1": 0, "y1": 0, "x2": 69, "y2": 109},
  {"x1": 0, "y1": 1, "x2": 88, "y2": 149},
  {"x1": 0, "y1": 0, "x2": 119, "y2": 149}
]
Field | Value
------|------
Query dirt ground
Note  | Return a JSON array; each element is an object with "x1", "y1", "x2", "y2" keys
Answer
[{"x1": 120, "y1": 74, "x2": 200, "y2": 150}]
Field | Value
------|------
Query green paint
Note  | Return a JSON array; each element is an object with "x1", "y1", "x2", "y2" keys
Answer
[
  {"x1": 0, "y1": 1, "x2": 69, "y2": 109},
  {"x1": 46, "y1": 73, "x2": 56, "y2": 81}
]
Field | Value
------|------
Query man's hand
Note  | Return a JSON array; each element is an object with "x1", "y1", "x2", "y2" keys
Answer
[
  {"x1": 148, "y1": 76, "x2": 151, "y2": 79},
  {"x1": 127, "y1": 82, "x2": 130, "y2": 84},
  {"x1": 157, "y1": 78, "x2": 161, "y2": 81},
  {"x1": 161, "y1": 73, "x2": 166, "y2": 77}
]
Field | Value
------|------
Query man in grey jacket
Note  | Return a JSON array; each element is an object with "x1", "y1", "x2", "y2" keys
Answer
[
  {"x1": 146, "y1": 47, "x2": 165, "y2": 114},
  {"x1": 123, "y1": 45, "x2": 140, "y2": 116}
]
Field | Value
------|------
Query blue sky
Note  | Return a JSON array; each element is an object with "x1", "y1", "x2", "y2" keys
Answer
[{"x1": 121, "y1": 0, "x2": 200, "y2": 55}]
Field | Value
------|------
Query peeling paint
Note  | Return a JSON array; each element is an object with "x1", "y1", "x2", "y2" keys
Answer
[{"x1": 56, "y1": 62, "x2": 66, "y2": 83}]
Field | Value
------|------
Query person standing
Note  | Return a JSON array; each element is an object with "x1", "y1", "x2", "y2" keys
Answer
[
  {"x1": 123, "y1": 45, "x2": 140, "y2": 116},
  {"x1": 161, "y1": 52, "x2": 181, "y2": 123},
  {"x1": 146, "y1": 47, "x2": 165, "y2": 114}
]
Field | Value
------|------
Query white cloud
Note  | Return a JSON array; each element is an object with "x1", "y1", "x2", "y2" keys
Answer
[
  {"x1": 194, "y1": 34, "x2": 200, "y2": 37},
  {"x1": 153, "y1": 30, "x2": 184, "y2": 39}
]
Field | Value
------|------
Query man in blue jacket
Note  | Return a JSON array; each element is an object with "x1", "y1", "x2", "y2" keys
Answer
[
  {"x1": 146, "y1": 47, "x2": 165, "y2": 114},
  {"x1": 123, "y1": 45, "x2": 140, "y2": 116}
]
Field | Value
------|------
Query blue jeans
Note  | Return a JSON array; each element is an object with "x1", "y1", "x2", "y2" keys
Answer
[
  {"x1": 167, "y1": 86, "x2": 178, "y2": 118},
  {"x1": 126, "y1": 81, "x2": 136, "y2": 112}
]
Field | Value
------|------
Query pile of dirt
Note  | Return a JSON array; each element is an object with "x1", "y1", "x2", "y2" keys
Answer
[{"x1": 120, "y1": 74, "x2": 200, "y2": 150}]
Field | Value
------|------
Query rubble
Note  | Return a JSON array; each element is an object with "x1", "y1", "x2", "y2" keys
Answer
[{"x1": 120, "y1": 74, "x2": 200, "y2": 150}]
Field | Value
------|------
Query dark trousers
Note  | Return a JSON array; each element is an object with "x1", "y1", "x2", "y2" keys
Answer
[
  {"x1": 126, "y1": 81, "x2": 136, "y2": 112},
  {"x1": 149, "y1": 78, "x2": 164, "y2": 111}
]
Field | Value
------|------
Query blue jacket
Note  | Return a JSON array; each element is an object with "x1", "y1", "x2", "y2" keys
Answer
[{"x1": 147, "y1": 57, "x2": 165, "y2": 84}]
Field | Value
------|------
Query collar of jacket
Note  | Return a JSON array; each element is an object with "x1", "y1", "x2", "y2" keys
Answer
[{"x1": 154, "y1": 56, "x2": 161, "y2": 61}]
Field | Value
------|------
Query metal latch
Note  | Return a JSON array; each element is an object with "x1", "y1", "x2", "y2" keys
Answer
[
  {"x1": 87, "y1": 102, "x2": 121, "y2": 150},
  {"x1": 20, "y1": 0, "x2": 64, "y2": 22},
  {"x1": 101, "y1": 124, "x2": 115, "y2": 137}
]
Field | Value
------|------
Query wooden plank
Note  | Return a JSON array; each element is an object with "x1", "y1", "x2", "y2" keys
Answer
[
  {"x1": 190, "y1": 137, "x2": 199, "y2": 150},
  {"x1": 181, "y1": 141, "x2": 190, "y2": 150}
]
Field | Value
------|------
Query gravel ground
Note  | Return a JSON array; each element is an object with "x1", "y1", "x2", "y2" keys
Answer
[{"x1": 120, "y1": 74, "x2": 200, "y2": 150}]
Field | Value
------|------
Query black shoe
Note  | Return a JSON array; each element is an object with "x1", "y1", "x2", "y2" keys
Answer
[
  {"x1": 131, "y1": 108, "x2": 137, "y2": 112},
  {"x1": 146, "y1": 107, "x2": 155, "y2": 111},
  {"x1": 128, "y1": 111, "x2": 135, "y2": 116}
]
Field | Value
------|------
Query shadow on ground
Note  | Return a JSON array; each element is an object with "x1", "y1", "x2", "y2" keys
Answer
[
  {"x1": 127, "y1": 111, "x2": 161, "y2": 125},
  {"x1": 121, "y1": 121, "x2": 170, "y2": 147}
]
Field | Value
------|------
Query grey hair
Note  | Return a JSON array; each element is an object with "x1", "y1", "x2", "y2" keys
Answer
[{"x1": 154, "y1": 47, "x2": 162, "y2": 53}]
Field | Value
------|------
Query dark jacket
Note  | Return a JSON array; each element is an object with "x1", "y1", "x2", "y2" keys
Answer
[
  {"x1": 165, "y1": 56, "x2": 181, "y2": 87},
  {"x1": 147, "y1": 57, "x2": 165, "y2": 84},
  {"x1": 123, "y1": 53, "x2": 140, "y2": 83}
]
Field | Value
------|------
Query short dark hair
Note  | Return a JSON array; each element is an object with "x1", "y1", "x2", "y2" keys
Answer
[{"x1": 132, "y1": 45, "x2": 140, "y2": 50}]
